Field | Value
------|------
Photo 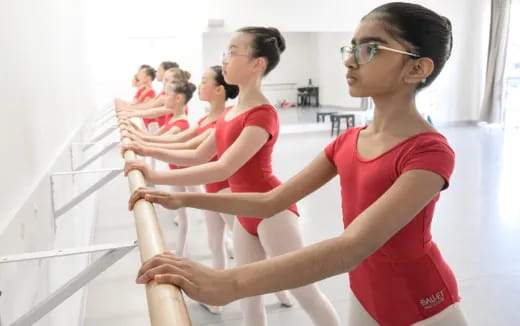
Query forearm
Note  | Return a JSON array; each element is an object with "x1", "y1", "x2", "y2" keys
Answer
[
  {"x1": 152, "y1": 161, "x2": 229, "y2": 186},
  {"x1": 129, "y1": 107, "x2": 171, "y2": 119},
  {"x1": 227, "y1": 235, "x2": 361, "y2": 301},
  {"x1": 145, "y1": 146, "x2": 210, "y2": 167},
  {"x1": 127, "y1": 99, "x2": 162, "y2": 110},
  {"x1": 148, "y1": 141, "x2": 198, "y2": 150},
  {"x1": 180, "y1": 191, "x2": 279, "y2": 218},
  {"x1": 157, "y1": 127, "x2": 199, "y2": 144}
]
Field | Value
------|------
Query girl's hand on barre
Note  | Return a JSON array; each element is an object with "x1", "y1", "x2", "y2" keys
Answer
[
  {"x1": 128, "y1": 187, "x2": 185, "y2": 211},
  {"x1": 121, "y1": 141, "x2": 149, "y2": 158},
  {"x1": 124, "y1": 160, "x2": 158, "y2": 184},
  {"x1": 116, "y1": 111, "x2": 130, "y2": 120},
  {"x1": 136, "y1": 251, "x2": 237, "y2": 306},
  {"x1": 120, "y1": 120, "x2": 143, "y2": 132}
]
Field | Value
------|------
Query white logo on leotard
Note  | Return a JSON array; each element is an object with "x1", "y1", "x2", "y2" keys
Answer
[{"x1": 420, "y1": 290, "x2": 445, "y2": 310}]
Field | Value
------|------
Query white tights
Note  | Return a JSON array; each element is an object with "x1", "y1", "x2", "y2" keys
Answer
[
  {"x1": 347, "y1": 292, "x2": 468, "y2": 326},
  {"x1": 233, "y1": 210, "x2": 340, "y2": 326},
  {"x1": 203, "y1": 188, "x2": 292, "y2": 307},
  {"x1": 170, "y1": 184, "x2": 202, "y2": 256},
  {"x1": 204, "y1": 188, "x2": 235, "y2": 269}
]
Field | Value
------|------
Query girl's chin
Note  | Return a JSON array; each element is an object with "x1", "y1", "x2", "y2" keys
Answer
[{"x1": 348, "y1": 89, "x2": 365, "y2": 98}]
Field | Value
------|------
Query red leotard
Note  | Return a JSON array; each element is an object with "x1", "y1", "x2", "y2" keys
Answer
[
  {"x1": 154, "y1": 90, "x2": 173, "y2": 127},
  {"x1": 156, "y1": 103, "x2": 188, "y2": 127},
  {"x1": 161, "y1": 118, "x2": 190, "y2": 170},
  {"x1": 133, "y1": 86, "x2": 146, "y2": 101},
  {"x1": 215, "y1": 105, "x2": 299, "y2": 236},
  {"x1": 324, "y1": 127, "x2": 459, "y2": 326},
  {"x1": 136, "y1": 87, "x2": 156, "y2": 128},
  {"x1": 197, "y1": 115, "x2": 229, "y2": 193}
]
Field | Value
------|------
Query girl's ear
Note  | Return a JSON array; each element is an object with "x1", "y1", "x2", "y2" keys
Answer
[
  {"x1": 215, "y1": 85, "x2": 225, "y2": 96},
  {"x1": 405, "y1": 57, "x2": 434, "y2": 86},
  {"x1": 252, "y1": 57, "x2": 268, "y2": 75}
]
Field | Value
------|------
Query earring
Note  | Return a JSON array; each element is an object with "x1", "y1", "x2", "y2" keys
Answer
[{"x1": 421, "y1": 78, "x2": 427, "y2": 84}]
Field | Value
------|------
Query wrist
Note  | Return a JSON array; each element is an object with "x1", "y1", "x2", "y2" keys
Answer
[
  {"x1": 149, "y1": 170, "x2": 164, "y2": 185},
  {"x1": 225, "y1": 268, "x2": 243, "y2": 303},
  {"x1": 146, "y1": 146, "x2": 156, "y2": 157}
]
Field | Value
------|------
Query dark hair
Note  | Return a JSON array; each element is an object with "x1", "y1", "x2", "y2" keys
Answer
[
  {"x1": 237, "y1": 26, "x2": 286, "y2": 76},
  {"x1": 167, "y1": 80, "x2": 197, "y2": 103},
  {"x1": 210, "y1": 66, "x2": 239, "y2": 100},
  {"x1": 160, "y1": 61, "x2": 179, "y2": 70},
  {"x1": 142, "y1": 66, "x2": 156, "y2": 81},
  {"x1": 364, "y1": 2, "x2": 452, "y2": 90},
  {"x1": 139, "y1": 64, "x2": 152, "y2": 70},
  {"x1": 166, "y1": 67, "x2": 191, "y2": 81}
]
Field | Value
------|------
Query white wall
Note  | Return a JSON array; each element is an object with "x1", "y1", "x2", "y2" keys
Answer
[
  {"x1": 313, "y1": 32, "x2": 362, "y2": 108},
  {"x1": 0, "y1": 0, "x2": 95, "y2": 234},
  {"x1": 1, "y1": 1, "x2": 115, "y2": 324}
]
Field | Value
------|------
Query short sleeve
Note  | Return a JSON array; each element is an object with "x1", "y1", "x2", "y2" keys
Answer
[
  {"x1": 177, "y1": 119, "x2": 190, "y2": 131},
  {"x1": 197, "y1": 116, "x2": 207, "y2": 126},
  {"x1": 142, "y1": 89, "x2": 156, "y2": 101},
  {"x1": 324, "y1": 128, "x2": 359, "y2": 166},
  {"x1": 243, "y1": 105, "x2": 278, "y2": 137},
  {"x1": 324, "y1": 138, "x2": 339, "y2": 165},
  {"x1": 399, "y1": 136, "x2": 455, "y2": 190}
]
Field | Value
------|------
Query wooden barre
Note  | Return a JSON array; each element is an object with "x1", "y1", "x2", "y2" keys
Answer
[{"x1": 119, "y1": 118, "x2": 192, "y2": 326}]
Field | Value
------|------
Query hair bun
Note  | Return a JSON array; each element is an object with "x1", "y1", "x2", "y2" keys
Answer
[
  {"x1": 267, "y1": 27, "x2": 286, "y2": 53},
  {"x1": 443, "y1": 16, "x2": 452, "y2": 32}
]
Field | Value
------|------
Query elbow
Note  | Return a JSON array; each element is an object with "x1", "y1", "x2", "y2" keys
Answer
[
  {"x1": 216, "y1": 162, "x2": 236, "y2": 181},
  {"x1": 337, "y1": 232, "x2": 375, "y2": 271},
  {"x1": 258, "y1": 189, "x2": 295, "y2": 218},
  {"x1": 260, "y1": 193, "x2": 281, "y2": 218},
  {"x1": 188, "y1": 152, "x2": 212, "y2": 166}
]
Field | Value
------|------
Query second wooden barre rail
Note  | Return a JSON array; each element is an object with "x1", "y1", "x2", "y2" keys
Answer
[{"x1": 119, "y1": 119, "x2": 192, "y2": 326}]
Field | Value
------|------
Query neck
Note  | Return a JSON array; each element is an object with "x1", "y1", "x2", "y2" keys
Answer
[
  {"x1": 170, "y1": 104, "x2": 186, "y2": 118},
  {"x1": 236, "y1": 76, "x2": 267, "y2": 109},
  {"x1": 207, "y1": 97, "x2": 226, "y2": 119},
  {"x1": 369, "y1": 89, "x2": 425, "y2": 134}
]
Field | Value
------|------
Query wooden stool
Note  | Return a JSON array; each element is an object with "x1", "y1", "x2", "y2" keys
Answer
[
  {"x1": 316, "y1": 111, "x2": 336, "y2": 123},
  {"x1": 330, "y1": 113, "x2": 355, "y2": 136}
]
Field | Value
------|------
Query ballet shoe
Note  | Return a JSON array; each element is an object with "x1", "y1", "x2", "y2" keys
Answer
[
  {"x1": 276, "y1": 291, "x2": 293, "y2": 308},
  {"x1": 199, "y1": 302, "x2": 223, "y2": 314},
  {"x1": 225, "y1": 237, "x2": 234, "y2": 259}
]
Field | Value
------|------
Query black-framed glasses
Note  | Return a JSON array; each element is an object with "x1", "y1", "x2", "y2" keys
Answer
[{"x1": 340, "y1": 43, "x2": 420, "y2": 65}]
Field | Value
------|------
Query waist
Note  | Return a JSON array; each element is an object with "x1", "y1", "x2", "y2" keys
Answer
[{"x1": 228, "y1": 175, "x2": 281, "y2": 193}]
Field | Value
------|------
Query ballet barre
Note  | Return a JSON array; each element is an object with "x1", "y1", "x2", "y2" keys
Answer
[{"x1": 119, "y1": 120, "x2": 192, "y2": 325}]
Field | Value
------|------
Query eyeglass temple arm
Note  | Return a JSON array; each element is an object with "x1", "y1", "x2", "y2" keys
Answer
[{"x1": 377, "y1": 45, "x2": 420, "y2": 57}]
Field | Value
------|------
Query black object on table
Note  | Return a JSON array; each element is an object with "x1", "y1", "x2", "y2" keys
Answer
[
  {"x1": 330, "y1": 113, "x2": 355, "y2": 136},
  {"x1": 297, "y1": 86, "x2": 320, "y2": 107}
]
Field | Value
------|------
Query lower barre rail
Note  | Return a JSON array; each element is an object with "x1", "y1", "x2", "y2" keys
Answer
[{"x1": 1, "y1": 241, "x2": 137, "y2": 326}]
